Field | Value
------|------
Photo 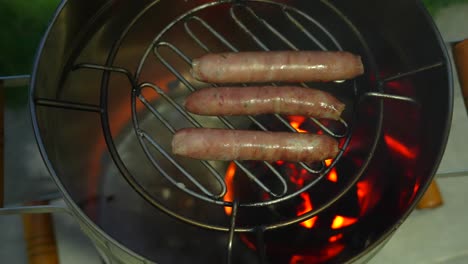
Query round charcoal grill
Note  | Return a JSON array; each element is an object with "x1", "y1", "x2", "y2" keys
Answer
[{"x1": 24, "y1": 0, "x2": 453, "y2": 263}]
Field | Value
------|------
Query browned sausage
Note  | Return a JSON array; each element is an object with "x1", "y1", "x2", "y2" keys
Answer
[
  {"x1": 191, "y1": 51, "x2": 364, "y2": 83},
  {"x1": 172, "y1": 128, "x2": 339, "y2": 162},
  {"x1": 184, "y1": 86, "x2": 345, "y2": 120}
]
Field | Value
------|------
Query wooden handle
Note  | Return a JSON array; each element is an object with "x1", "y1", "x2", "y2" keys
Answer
[
  {"x1": 417, "y1": 180, "x2": 443, "y2": 209},
  {"x1": 453, "y1": 39, "x2": 468, "y2": 111},
  {"x1": 22, "y1": 201, "x2": 59, "y2": 264}
]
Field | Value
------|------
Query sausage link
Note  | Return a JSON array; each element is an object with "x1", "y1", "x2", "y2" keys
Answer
[
  {"x1": 172, "y1": 128, "x2": 339, "y2": 163},
  {"x1": 184, "y1": 86, "x2": 345, "y2": 120},
  {"x1": 191, "y1": 51, "x2": 364, "y2": 83}
]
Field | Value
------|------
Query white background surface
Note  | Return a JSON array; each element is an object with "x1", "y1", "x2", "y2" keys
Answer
[{"x1": 1, "y1": 3, "x2": 468, "y2": 264}]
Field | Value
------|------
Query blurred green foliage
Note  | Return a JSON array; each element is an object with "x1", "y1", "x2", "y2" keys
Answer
[
  {"x1": 1, "y1": 0, "x2": 468, "y2": 76},
  {"x1": 0, "y1": 0, "x2": 58, "y2": 76},
  {"x1": 0, "y1": 0, "x2": 467, "y2": 108},
  {"x1": 423, "y1": 0, "x2": 468, "y2": 16},
  {"x1": 0, "y1": 0, "x2": 58, "y2": 108}
]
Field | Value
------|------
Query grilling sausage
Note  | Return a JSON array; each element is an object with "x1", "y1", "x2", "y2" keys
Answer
[
  {"x1": 184, "y1": 86, "x2": 345, "y2": 120},
  {"x1": 172, "y1": 128, "x2": 339, "y2": 162},
  {"x1": 191, "y1": 51, "x2": 364, "y2": 83}
]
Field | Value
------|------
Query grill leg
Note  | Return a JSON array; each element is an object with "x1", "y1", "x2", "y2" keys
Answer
[
  {"x1": 417, "y1": 180, "x2": 443, "y2": 209},
  {"x1": 22, "y1": 201, "x2": 59, "y2": 264},
  {"x1": 0, "y1": 78, "x2": 59, "y2": 263}
]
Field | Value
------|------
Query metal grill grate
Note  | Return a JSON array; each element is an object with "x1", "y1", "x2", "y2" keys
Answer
[
  {"x1": 65, "y1": 0, "x2": 435, "y2": 230},
  {"x1": 137, "y1": 2, "x2": 353, "y2": 206}
]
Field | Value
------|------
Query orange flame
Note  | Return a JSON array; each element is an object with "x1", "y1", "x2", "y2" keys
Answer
[
  {"x1": 223, "y1": 162, "x2": 237, "y2": 215},
  {"x1": 289, "y1": 116, "x2": 308, "y2": 133},
  {"x1": 384, "y1": 135, "x2": 416, "y2": 159},
  {"x1": 328, "y1": 170, "x2": 338, "y2": 183},
  {"x1": 290, "y1": 122, "x2": 308, "y2": 133},
  {"x1": 298, "y1": 192, "x2": 317, "y2": 229},
  {"x1": 286, "y1": 161, "x2": 317, "y2": 228},
  {"x1": 287, "y1": 116, "x2": 322, "y2": 229},
  {"x1": 331, "y1": 215, "x2": 358, "y2": 229},
  {"x1": 325, "y1": 159, "x2": 338, "y2": 183}
]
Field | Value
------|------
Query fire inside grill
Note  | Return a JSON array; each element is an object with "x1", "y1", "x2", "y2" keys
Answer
[
  {"x1": 221, "y1": 115, "x2": 380, "y2": 262},
  {"x1": 209, "y1": 101, "x2": 423, "y2": 263}
]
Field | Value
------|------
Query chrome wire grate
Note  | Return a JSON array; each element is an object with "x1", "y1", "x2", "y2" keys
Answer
[{"x1": 133, "y1": 2, "x2": 353, "y2": 205}]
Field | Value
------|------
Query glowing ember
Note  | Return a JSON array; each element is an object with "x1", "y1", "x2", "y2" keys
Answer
[
  {"x1": 289, "y1": 174, "x2": 305, "y2": 186},
  {"x1": 384, "y1": 135, "x2": 416, "y2": 159},
  {"x1": 285, "y1": 160, "x2": 318, "y2": 229},
  {"x1": 287, "y1": 115, "x2": 341, "y2": 229},
  {"x1": 408, "y1": 181, "x2": 421, "y2": 204},
  {"x1": 324, "y1": 159, "x2": 338, "y2": 183},
  {"x1": 331, "y1": 215, "x2": 358, "y2": 230},
  {"x1": 240, "y1": 235, "x2": 257, "y2": 251},
  {"x1": 223, "y1": 162, "x2": 237, "y2": 215},
  {"x1": 290, "y1": 122, "x2": 308, "y2": 133},
  {"x1": 328, "y1": 169, "x2": 338, "y2": 183},
  {"x1": 298, "y1": 192, "x2": 317, "y2": 229},
  {"x1": 289, "y1": 243, "x2": 346, "y2": 263},
  {"x1": 289, "y1": 116, "x2": 308, "y2": 133},
  {"x1": 289, "y1": 255, "x2": 305, "y2": 264},
  {"x1": 356, "y1": 183, "x2": 367, "y2": 200},
  {"x1": 328, "y1": 234, "x2": 344, "y2": 243},
  {"x1": 356, "y1": 181, "x2": 372, "y2": 216},
  {"x1": 413, "y1": 182, "x2": 420, "y2": 194}
]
